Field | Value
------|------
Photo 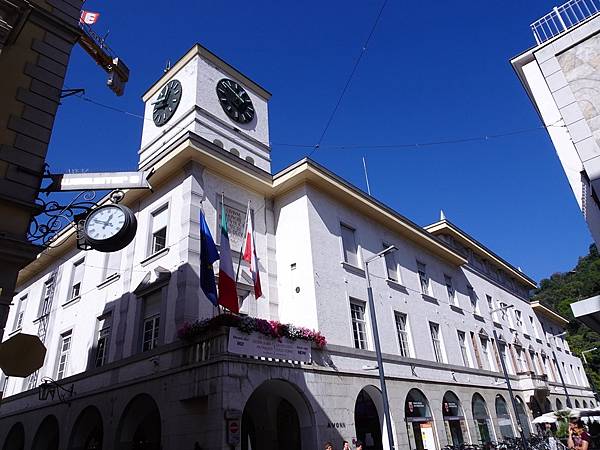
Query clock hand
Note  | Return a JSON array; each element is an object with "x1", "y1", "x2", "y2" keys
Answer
[{"x1": 225, "y1": 84, "x2": 245, "y2": 104}]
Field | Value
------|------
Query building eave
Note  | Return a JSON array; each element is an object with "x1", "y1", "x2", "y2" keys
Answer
[
  {"x1": 531, "y1": 301, "x2": 570, "y2": 326},
  {"x1": 424, "y1": 219, "x2": 537, "y2": 289},
  {"x1": 142, "y1": 43, "x2": 272, "y2": 102},
  {"x1": 273, "y1": 159, "x2": 467, "y2": 267}
]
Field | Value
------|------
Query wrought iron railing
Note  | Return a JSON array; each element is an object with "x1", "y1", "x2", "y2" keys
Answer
[{"x1": 531, "y1": 0, "x2": 600, "y2": 44}]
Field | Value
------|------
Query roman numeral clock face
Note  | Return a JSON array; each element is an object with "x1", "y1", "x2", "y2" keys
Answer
[
  {"x1": 152, "y1": 79, "x2": 182, "y2": 127},
  {"x1": 216, "y1": 79, "x2": 255, "y2": 124}
]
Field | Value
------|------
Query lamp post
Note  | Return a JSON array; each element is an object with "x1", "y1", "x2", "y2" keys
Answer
[
  {"x1": 489, "y1": 305, "x2": 528, "y2": 448},
  {"x1": 365, "y1": 245, "x2": 397, "y2": 450},
  {"x1": 549, "y1": 332, "x2": 572, "y2": 408},
  {"x1": 581, "y1": 348, "x2": 598, "y2": 400}
]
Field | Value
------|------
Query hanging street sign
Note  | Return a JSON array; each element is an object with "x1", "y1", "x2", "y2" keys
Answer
[
  {"x1": 0, "y1": 333, "x2": 46, "y2": 377},
  {"x1": 43, "y1": 171, "x2": 151, "y2": 192}
]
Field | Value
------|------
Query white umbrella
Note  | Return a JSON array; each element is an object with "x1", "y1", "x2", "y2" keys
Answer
[{"x1": 533, "y1": 412, "x2": 558, "y2": 424}]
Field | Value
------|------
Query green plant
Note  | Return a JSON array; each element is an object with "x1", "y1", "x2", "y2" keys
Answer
[{"x1": 554, "y1": 409, "x2": 572, "y2": 439}]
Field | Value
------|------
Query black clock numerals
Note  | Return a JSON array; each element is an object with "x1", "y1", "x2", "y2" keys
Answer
[
  {"x1": 152, "y1": 79, "x2": 182, "y2": 127},
  {"x1": 216, "y1": 78, "x2": 255, "y2": 124}
]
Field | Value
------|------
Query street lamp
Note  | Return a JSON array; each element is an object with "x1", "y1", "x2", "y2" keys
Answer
[
  {"x1": 365, "y1": 245, "x2": 397, "y2": 450},
  {"x1": 581, "y1": 347, "x2": 597, "y2": 365},
  {"x1": 489, "y1": 304, "x2": 528, "y2": 448},
  {"x1": 38, "y1": 377, "x2": 74, "y2": 405},
  {"x1": 549, "y1": 332, "x2": 572, "y2": 408}
]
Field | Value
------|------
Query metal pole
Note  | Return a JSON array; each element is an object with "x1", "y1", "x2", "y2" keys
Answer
[
  {"x1": 365, "y1": 261, "x2": 395, "y2": 450},
  {"x1": 492, "y1": 329, "x2": 528, "y2": 448},
  {"x1": 552, "y1": 350, "x2": 572, "y2": 408}
]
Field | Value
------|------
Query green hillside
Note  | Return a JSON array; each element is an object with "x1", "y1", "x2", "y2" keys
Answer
[{"x1": 530, "y1": 244, "x2": 600, "y2": 391}]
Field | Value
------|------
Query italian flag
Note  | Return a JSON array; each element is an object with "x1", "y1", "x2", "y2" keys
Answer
[
  {"x1": 242, "y1": 211, "x2": 262, "y2": 299},
  {"x1": 218, "y1": 204, "x2": 239, "y2": 313}
]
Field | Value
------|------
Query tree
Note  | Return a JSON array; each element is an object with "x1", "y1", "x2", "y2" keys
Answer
[{"x1": 530, "y1": 244, "x2": 600, "y2": 390}]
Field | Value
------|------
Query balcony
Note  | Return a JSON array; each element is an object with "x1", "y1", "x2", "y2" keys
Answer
[
  {"x1": 531, "y1": 0, "x2": 600, "y2": 44},
  {"x1": 517, "y1": 372, "x2": 550, "y2": 398}
]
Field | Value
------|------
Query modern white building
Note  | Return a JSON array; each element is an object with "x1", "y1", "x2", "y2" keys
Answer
[
  {"x1": 511, "y1": 0, "x2": 600, "y2": 248},
  {"x1": 0, "y1": 43, "x2": 594, "y2": 450},
  {"x1": 511, "y1": 0, "x2": 600, "y2": 334}
]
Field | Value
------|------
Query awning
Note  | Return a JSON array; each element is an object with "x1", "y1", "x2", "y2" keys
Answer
[{"x1": 571, "y1": 296, "x2": 600, "y2": 333}]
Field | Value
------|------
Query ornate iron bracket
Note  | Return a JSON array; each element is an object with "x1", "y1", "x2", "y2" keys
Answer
[{"x1": 38, "y1": 377, "x2": 74, "y2": 406}]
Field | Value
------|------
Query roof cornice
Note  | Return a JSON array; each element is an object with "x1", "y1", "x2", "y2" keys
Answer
[
  {"x1": 425, "y1": 219, "x2": 537, "y2": 289},
  {"x1": 531, "y1": 301, "x2": 570, "y2": 327}
]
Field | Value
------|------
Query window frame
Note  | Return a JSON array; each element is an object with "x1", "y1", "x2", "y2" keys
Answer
[
  {"x1": 149, "y1": 203, "x2": 169, "y2": 256},
  {"x1": 468, "y1": 286, "x2": 480, "y2": 314},
  {"x1": 457, "y1": 330, "x2": 471, "y2": 367},
  {"x1": 340, "y1": 223, "x2": 360, "y2": 268},
  {"x1": 13, "y1": 294, "x2": 27, "y2": 331},
  {"x1": 429, "y1": 321, "x2": 446, "y2": 363},
  {"x1": 383, "y1": 242, "x2": 400, "y2": 283},
  {"x1": 68, "y1": 258, "x2": 85, "y2": 301},
  {"x1": 56, "y1": 330, "x2": 73, "y2": 380},
  {"x1": 394, "y1": 312, "x2": 412, "y2": 357},
  {"x1": 417, "y1": 261, "x2": 431, "y2": 296},
  {"x1": 95, "y1": 313, "x2": 112, "y2": 367},
  {"x1": 349, "y1": 298, "x2": 368, "y2": 350},
  {"x1": 444, "y1": 274, "x2": 458, "y2": 306}
]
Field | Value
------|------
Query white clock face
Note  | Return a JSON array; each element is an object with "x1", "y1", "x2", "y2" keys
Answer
[{"x1": 85, "y1": 206, "x2": 126, "y2": 241}]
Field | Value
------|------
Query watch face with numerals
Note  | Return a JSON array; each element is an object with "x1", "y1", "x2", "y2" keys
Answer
[
  {"x1": 152, "y1": 79, "x2": 182, "y2": 127},
  {"x1": 216, "y1": 78, "x2": 255, "y2": 124}
]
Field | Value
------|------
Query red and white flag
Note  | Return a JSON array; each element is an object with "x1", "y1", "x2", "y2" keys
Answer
[
  {"x1": 80, "y1": 10, "x2": 100, "y2": 25},
  {"x1": 242, "y1": 210, "x2": 262, "y2": 299}
]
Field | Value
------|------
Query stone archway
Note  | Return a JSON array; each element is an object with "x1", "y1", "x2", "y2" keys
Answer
[
  {"x1": 68, "y1": 405, "x2": 103, "y2": 450},
  {"x1": 442, "y1": 391, "x2": 468, "y2": 446},
  {"x1": 495, "y1": 395, "x2": 515, "y2": 439},
  {"x1": 115, "y1": 393, "x2": 161, "y2": 450},
  {"x1": 355, "y1": 386, "x2": 384, "y2": 450},
  {"x1": 2, "y1": 423, "x2": 24, "y2": 450},
  {"x1": 405, "y1": 388, "x2": 437, "y2": 450},
  {"x1": 242, "y1": 379, "x2": 315, "y2": 450},
  {"x1": 32, "y1": 415, "x2": 59, "y2": 450},
  {"x1": 515, "y1": 396, "x2": 531, "y2": 437},
  {"x1": 472, "y1": 393, "x2": 494, "y2": 444}
]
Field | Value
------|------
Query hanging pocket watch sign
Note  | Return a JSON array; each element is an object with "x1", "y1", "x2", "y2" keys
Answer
[{"x1": 81, "y1": 201, "x2": 137, "y2": 252}]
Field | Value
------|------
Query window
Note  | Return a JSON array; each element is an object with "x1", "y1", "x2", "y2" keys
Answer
[
  {"x1": 468, "y1": 286, "x2": 480, "y2": 314},
  {"x1": 562, "y1": 362, "x2": 571, "y2": 384},
  {"x1": 150, "y1": 205, "x2": 168, "y2": 254},
  {"x1": 56, "y1": 331, "x2": 72, "y2": 380},
  {"x1": 38, "y1": 278, "x2": 54, "y2": 317},
  {"x1": 457, "y1": 331, "x2": 470, "y2": 367},
  {"x1": 69, "y1": 258, "x2": 85, "y2": 301},
  {"x1": 95, "y1": 314, "x2": 111, "y2": 367},
  {"x1": 480, "y1": 336, "x2": 496, "y2": 371},
  {"x1": 529, "y1": 316, "x2": 540, "y2": 339},
  {"x1": 102, "y1": 251, "x2": 121, "y2": 281},
  {"x1": 417, "y1": 261, "x2": 430, "y2": 295},
  {"x1": 341, "y1": 224, "x2": 359, "y2": 267},
  {"x1": 444, "y1": 274, "x2": 457, "y2": 306},
  {"x1": 383, "y1": 243, "x2": 399, "y2": 282},
  {"x1": 499, "y1": 343, "x2": 513, "y2": 374},
  {"x1": 515, "y1": 310, "x2": 524, "y2": 331},
  {"x1": 486, "y1": 295, "x2": 496, "y2": 321},
  {"x1": 515, "y1": 347, "x2": 527, "y2": 373},
  {"x1": 429, "y1": 322, "x2": 445, "y2": 363},
  {"x1": 350, "y1": 299, "x2": 368, "y2": 350},
  {"x1": 395, "y1": 312, "x2": 411, "y2": 357},
  {"x1": 142, "y1": 291, "x2": 161, "y2": 352},
  {"x1": 499, "y1": 302, "x2": 514, "y2": 328},
  {"x1": 13, "y1": 294, "x2": 27, "y2": 331}
]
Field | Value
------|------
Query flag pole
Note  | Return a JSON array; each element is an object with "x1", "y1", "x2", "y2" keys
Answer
[{"x1": 234, "y1": 201, "x2": 250, "y2": 284}]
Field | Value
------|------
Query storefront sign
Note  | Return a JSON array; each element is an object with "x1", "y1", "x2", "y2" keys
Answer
[{"x1": 228, "y1": 328, "x2": 311, "y2": 362}]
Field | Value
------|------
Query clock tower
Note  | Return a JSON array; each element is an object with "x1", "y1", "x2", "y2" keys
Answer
[{"x1": 138, "y1": 44, "x2": 272, "y2": 173}]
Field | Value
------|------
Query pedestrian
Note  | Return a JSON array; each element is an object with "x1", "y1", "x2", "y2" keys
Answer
[
  {"x1": 568, "y1": 419, "x2": 590, "y2": 450},
  {"x1": 355, "y1": 440, "x2": 364, "y2": 450},
  {"x1": 342, "y1": 440, "x2": 351, "y2": 450},
  {"x1": 324, "y1": 442, "x2": 334, "y2": 450}
]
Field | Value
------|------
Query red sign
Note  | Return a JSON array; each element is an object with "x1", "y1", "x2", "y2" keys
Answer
[
  {"x1": 229, "y1": 421, "x2": 239, "y2": 434},
  {"x1": 80, "y1": 10, "x2": 100, "y2": 25}
]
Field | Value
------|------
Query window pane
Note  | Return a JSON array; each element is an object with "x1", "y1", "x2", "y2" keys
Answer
[
  {"x1": 417, "y1": 262, "x2": 429, "y2": 295},
  {"x1": 152, "y1": 227, "x2": 167, "y2": 252},
  {"x1": 395, "y1": 313, "x2": 410, "y2": 357},
  {"x1": 151, "y1": 206, "x2": 168, "y2": 233},
  {"x1": 341, "y1": 225, "x2": 358, "y2": 266},
  {"x1": 384, "y1": 244, "x2": 397, "y2": 281},
  {"x1": 350, "y1": 301, "x2": 367, "y2": 350},
  {"x1": 430, "y1": 322, "x2": 443, "y2": 363}
]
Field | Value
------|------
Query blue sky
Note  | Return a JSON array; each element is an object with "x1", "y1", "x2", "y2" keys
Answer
[{"x1": 48, "y1": 0, "x2": 592, "y2": 282}]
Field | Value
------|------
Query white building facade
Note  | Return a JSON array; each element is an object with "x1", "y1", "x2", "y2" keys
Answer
[{"x1": 0, "y1": 44, "x2": 595, "y2": 450}]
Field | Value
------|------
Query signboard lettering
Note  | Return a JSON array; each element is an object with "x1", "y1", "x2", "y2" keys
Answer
[{"x1": 227, "y1": 328, "x2": 311, "y2": 363}]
